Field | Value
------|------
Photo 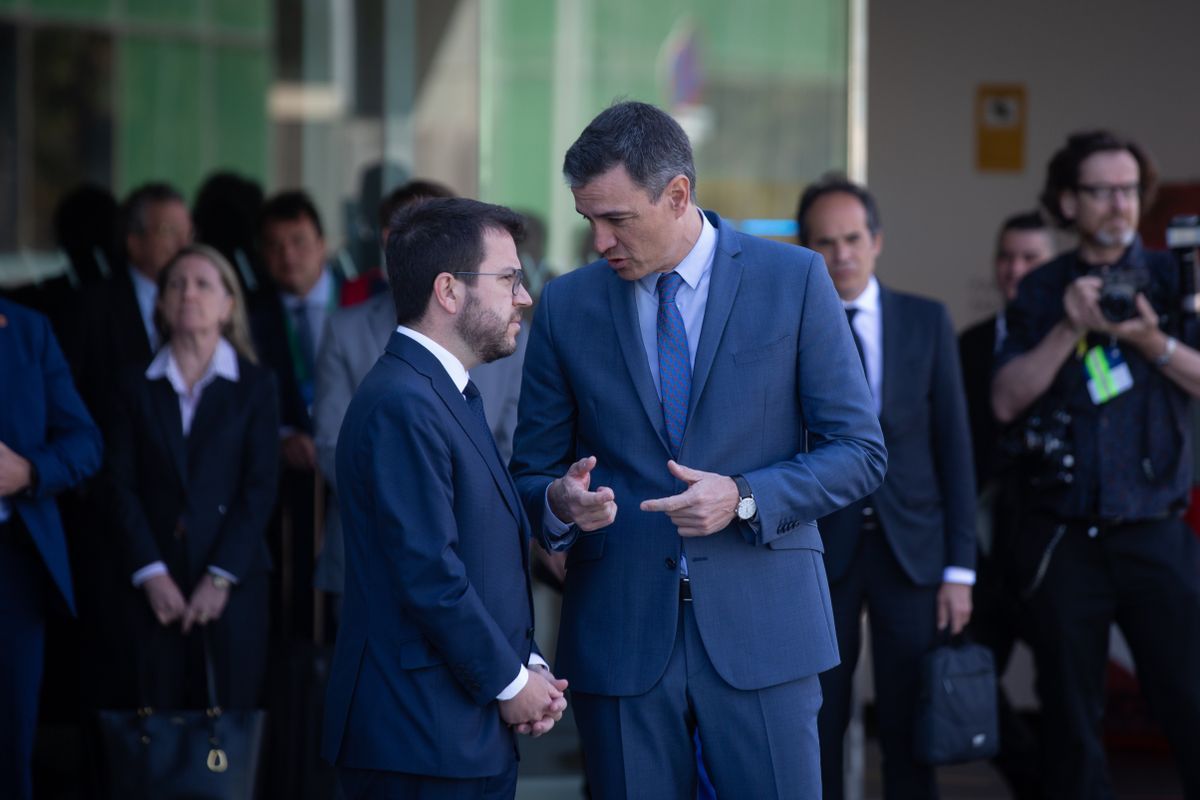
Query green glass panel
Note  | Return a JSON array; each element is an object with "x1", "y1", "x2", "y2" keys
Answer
[
  {"x1": 211, "y1": 0, "x2": 269, "y2": 34},
  {"x1": 211, "y1": 47, "x2": 270, "y2": 185},
  {"x1": 123, "y1": 0, "x2": 201, "y2": 27},
  {"x1": 117, "y1": 37, "x2": 206, "y2": 197},
  {"x1": 26, "y1": 0, "x2": 114, "y2": 21}
]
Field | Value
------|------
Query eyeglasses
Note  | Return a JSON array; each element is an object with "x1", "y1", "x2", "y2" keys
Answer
[
  {"x1": 452, "y1": 268, "x2": 527, "y2": 297},
  {"x1": 1075, "y1": 183, "x2": 1139, "y2": 203}
]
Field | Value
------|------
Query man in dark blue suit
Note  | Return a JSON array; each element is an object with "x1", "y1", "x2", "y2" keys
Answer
[
  {"x1": 0, "y1": 298, "x2": 103, "y2": 800},
  {"x1": 798, "y1": 176, "x2": 977, "y2": 799},
  {"x1": 322, "y1": 199, "x2": 567, "y2": 799},
  {"x1": 510, "y1": 102, "x2": 887, "y2": 798}
]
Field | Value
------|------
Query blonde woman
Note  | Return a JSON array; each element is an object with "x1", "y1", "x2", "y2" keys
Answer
[{"x1": 105, "y1": 244, "x2": 279, "y2": 709}]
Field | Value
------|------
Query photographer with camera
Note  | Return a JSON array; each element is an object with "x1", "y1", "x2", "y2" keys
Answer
[{"x1": 992, "y1": 130, "x2": 1200, "y2": 799}]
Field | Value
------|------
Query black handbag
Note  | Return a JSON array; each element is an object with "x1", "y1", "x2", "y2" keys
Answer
[
  {"x1": 97, "y1": 628, "x2": 267, "y2": 800},
  {"x1": 913, "y1": 635, "x2": 999, "y2": 766}
]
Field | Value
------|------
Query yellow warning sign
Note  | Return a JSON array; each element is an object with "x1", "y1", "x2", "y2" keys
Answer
[{"x1": 976, "y1": 84, "x2": 1026, "y2": 172}]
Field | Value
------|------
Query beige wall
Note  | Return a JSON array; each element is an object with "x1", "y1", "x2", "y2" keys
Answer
[{"x1": 867, "y1": 0, "x2": 1200, "y2": 330}]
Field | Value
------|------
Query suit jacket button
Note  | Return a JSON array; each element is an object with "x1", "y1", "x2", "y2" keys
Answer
[{"x1": 664, "y1": 557, "x2": 677, "y2": 570}]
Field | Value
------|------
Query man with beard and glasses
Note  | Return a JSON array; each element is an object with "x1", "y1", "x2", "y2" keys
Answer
[
  {"x1": 322, "y1": 198, "x2": 569, "y2": 800},
  {"x1": 992, "y1": 130, "x2": 1200, "y2": 798}
]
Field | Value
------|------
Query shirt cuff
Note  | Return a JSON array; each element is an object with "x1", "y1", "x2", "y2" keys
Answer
[
  {"x1": 543, "y1": 486, "x2": 571, "y2": 538},
  {"x1": 528, "y1": 653, "x2": 549, "y2": 671},
  {"x1": 208, "y1": 565, "x2": 239, "y2": 584},
  {"x1": 496, "y1": 664, "x2": 529, "y2": 701},
  {"x1": 943, "y1": 566, "x2": 977, "y2": 586},
  {"x1": 132, "y1": 561, "x2": 168, "y2": 587}
]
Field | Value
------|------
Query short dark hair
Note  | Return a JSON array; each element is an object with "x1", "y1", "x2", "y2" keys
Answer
[
  {"x1": 995, "y1": 210, "x2": 1051, "y2": 255},
  {"x1": 795, "y1": 173, "x2": 882, "y2": 247},
  {"x1": 386, "y1": 198, "x2": 525, "y2": 326},
  {"x1": 379, "y1": 179, "x2": 456, "y2": 230},
  {"x1": 563, "y1": 101, "x2": 697, "y2": 201},
  {"x1": 1039, "y1": 130, "x2": 1158, "y2": 228},
  {"x1": 122, "y1": 182, "x2": 185, "y2": 237},
  {"x1": 259, "y1": 189, "x2": 324, "y2": 238}
]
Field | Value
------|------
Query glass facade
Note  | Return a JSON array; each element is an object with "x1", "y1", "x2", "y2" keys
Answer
[{"x1": 1, "y1": 0, "x2": 852, "y2": 284}]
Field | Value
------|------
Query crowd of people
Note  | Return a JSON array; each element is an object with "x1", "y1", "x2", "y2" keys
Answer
[{"x1": 1, "y1": 102, "x2": 1198, "y2": 800}]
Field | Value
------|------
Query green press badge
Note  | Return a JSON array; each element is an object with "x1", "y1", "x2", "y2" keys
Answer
[{"x1": 1083, "y1": 345, "x2": 1134, "y2": 405}]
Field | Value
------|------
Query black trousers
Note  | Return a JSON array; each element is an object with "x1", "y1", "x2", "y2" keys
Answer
[
  {"x1": 0, "y1": 516, "x2": 51, "y2": 800},
  {"x1": 819, "y1": 523, "x2": 939, "y2": 800},
  {"x1": 1025, "y1": 514, "x2": 1200, "y2": 799}
]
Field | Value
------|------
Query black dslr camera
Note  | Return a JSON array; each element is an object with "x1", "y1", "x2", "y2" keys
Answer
[{"x1": 1097, "y1": 265, "x2": 1153, "y2": 323}]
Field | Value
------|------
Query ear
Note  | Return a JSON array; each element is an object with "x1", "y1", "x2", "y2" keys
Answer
[
  {"x1": 1059, "y1": 190, "x2": 1078, "y2": 222},
  {"x1": 870, "y1": 230, "x2": 884, "y2": 258},
  {"x1": 430, "y1": 272, "x2": 461, "y2": 315},
  {"x1": 664, "y1": 175, "x2": 692, "y2": 217}
]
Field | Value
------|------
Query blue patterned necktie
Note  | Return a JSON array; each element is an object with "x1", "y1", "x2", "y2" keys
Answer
[{"x1": 657, "y1": 271, "x2": 691, "y2": 457}]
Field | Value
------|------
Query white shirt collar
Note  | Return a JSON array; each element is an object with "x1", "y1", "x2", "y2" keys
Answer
[
  {"x1": 282, "y1": 267, "x2": 332, "y2": 310},
  {"x1": 145, "y1": 337, "x2": 240, "y2": 389},
  {"x1": 637, "y1": 209, "x2": 717, "y2": 295},
  {"x1": 396, "y1": 325, "x2": 470, "y2": 393},
  {"x1": 841, "y1": 275, "x2": 880, "y2": 313}
]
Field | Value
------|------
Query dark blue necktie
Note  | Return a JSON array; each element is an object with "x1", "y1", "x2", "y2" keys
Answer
[
  {"x1": 657, "y1": 271, "x2": 691, "y2": 457},
  {"x1": 463, "y1": 379, "x2": 491, "y2": 434},
  {"x1": 845, "y1": 306, "x2": 867, "y2": 373}
]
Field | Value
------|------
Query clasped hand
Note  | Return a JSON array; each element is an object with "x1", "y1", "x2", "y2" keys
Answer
[
  {"x1": 143, "y1": 573, "x2": 230, "y2": 632},
  {"x1": 499, "y1": 666, "x2": 568, "y2": 737}
]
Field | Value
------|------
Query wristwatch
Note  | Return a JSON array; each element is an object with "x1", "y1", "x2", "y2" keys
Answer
[
  {"x1": 1155, "y1": 336, "x2": 1178, "y2": 368},
  {"x1": 731, "y1": 474, "x2": 757, "y2": 521},
  {"x1": 209, "y1": 573, "x2": 232, "y2": 591}
]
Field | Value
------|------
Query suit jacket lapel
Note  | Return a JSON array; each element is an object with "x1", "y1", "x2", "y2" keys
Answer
[
  {"x1": 148, "y1": 377, "x2": 188, "y2": 484},
  {"x1": 878, "y1": 284, "x2": 898, "y2": 426},
  {"x1": 606, "y1": 274, "x2": 672, "y2": 454},
  {"x1": 687, "y1": 214, "x2": 742, "y2": 426},
  {"x1": 387, "y1": 333, "x2": 522, "y2": 523}
]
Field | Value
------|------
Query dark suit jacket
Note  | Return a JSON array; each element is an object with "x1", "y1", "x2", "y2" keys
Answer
[
  {"x1": 61, "y1": 272, "x2": 155, "y2": 421},
  {"x1": 511, "y1": 212, "x2": 887, "y2": 697},
  {"x1": 0, "y1": 298, "x2": 103, "y2": 614},
  {"x1": 322, "y1": 332, "x2": 537, "y2": 778},
  {"x1": 959, "y1": 315, "x2": 1000, "y2": 490},
  {"x1": 104, "y1": 357, "x2": 280, "y2": 589},
  {"x1": 818, "y1": 285, "x2": 977, "y2": 586},
  {"x1": 249, "y1": 291, "x2": 316, "y2": 434}
]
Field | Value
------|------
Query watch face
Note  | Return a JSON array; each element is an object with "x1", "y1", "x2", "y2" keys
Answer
[{"x1": 737, "y1": 497, "x2": 757, "y2": 520}]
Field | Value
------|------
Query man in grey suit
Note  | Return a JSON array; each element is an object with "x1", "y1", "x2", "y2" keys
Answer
[
  {"x1": 312, "y1": 180, "x2": 528, "y2": 597},
  {"x1": 798, "y1": 176, "x2": 976, "y2": 799},
  {"x1": 510, "y1": 101, "x2": 887, "y2": 798}
]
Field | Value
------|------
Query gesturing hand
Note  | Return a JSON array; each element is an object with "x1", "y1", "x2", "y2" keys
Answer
[
  {"x1": 547, "y1": 456, "x2": 617, "y2": 531},
  {"x1": 143, "y1": 573, "x2": 188, "y2": 627},
  {"x1": 640, "y1": 460, "x2": 740, "y2": 537}
]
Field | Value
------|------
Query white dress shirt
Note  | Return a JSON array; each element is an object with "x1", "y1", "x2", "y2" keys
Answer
[
  {"x1": 281, "y1": 267, "x2": 334, "y2": 358},
  {"x1": 130, "y1": 268, "x2": 160, "y2": 352},
  {"x1": 395, "y1": 325, "x2": 548, "y2": 700},
  {"x1": 542, "y1": 212, "x2": 717, "y2": 544},
  {"x1": 131, "y1": 338, "x2": 241, "y2": 588},
  {"x1": 842, "y1": 277, "x2": 975, "y2": 586}
]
